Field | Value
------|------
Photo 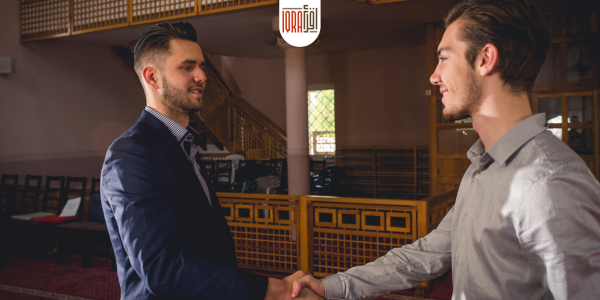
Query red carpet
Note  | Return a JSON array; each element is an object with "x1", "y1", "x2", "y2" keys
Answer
[
  {"x1": 0, "y1": 256, "x2": 119, "y2": 300},
  {"x1": 0, "y1": 257, "x2": 451, "y2": 300}
]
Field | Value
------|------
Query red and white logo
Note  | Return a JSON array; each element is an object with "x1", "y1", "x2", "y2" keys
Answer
[{"x1": 279, "y1": 0, "x2": 321, "y2": 47}]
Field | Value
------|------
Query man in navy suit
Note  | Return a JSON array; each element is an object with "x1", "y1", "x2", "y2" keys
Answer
[{"x1": 101, "y1": 22, "x2": 316, "y2": 300}]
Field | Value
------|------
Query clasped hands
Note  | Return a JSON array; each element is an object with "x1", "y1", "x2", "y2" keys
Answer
[{"x1": 264, "y1": 270, "x2": 325, "y2": 300}]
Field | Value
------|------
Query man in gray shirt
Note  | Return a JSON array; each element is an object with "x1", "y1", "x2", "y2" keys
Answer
[{"x1": 289, "y1": 0, "x2": 600, "y2": 299}]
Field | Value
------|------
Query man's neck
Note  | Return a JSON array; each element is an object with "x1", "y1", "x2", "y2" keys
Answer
[
  {"x1": 148, "y1": 104, "x2": 189, "y2": 129},
  {"x1": 472, "y1": 89, "x2": 532, "y2": 151}
]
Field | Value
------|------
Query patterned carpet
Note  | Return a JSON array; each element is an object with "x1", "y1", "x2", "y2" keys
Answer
[
  {"x1": 0, "y1": 285, "x2": 95, "y2": 300},
  {"x1": 0, "y1": 256, "x2": 119, "y2": 300},
  {"x1": 0, "y1": 256, "x2": 451, "y2": 300}
]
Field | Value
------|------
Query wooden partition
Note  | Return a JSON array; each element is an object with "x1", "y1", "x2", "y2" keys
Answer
[
  {"x1": 335, "y1": 146, "x2": 430, "y2": 199},
  {"x1": 303, "y1": 196, "x2": 427, "y2": 277},
  {"x1": 218, "y1": 193, "x2": 301, "y2": 273},
  {"x1": 217, "y1": 190, "x2": 458, "y2": 294}
]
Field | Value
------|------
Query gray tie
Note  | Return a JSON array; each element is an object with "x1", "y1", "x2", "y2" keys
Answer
[{"x1": 182, "y1": 133, "x2": 212, "y2": 206}]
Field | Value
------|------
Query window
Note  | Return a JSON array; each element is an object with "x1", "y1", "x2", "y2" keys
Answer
[{"x1": 308, "y1": 89, "x2": 335, "y2": 155}]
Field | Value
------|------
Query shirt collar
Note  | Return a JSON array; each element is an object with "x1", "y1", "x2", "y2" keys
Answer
[
  {"x1": 467, "y1": 113, "x2": 548, "y2": 165},
  {"x1": 144, "y1": 106, "x2": 202, "y2": 145}
]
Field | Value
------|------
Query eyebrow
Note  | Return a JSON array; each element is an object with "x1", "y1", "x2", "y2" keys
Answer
[{"x1": 437, "y1": 47, "x2": 450, "y2": 58}]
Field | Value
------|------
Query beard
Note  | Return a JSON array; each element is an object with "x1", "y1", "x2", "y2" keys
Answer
[
  {"x1": 160, "y1": 75, "x2": 202, "y2": 115},
  {"x1": 443, "y1": 68, "x2": 482, "y2": 122}
]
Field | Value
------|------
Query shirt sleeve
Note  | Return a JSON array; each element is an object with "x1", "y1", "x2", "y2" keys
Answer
[
  {"x1": 102, "y1": 145, "x2": 268, "y2": 300},
  {"x1": 322, "y1": 206, "x2": 454, "y2": 300},
  {"x1": 516, "y1": 170, "x2": 600, "y2": 300}
]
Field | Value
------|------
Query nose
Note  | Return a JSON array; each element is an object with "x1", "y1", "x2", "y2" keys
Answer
[
  {"x1": 194, "y1": 68, "x2": 207, "y2": 84},
  {"x1": 430, "y1": 64, "x2": 441, "y2": 86}
]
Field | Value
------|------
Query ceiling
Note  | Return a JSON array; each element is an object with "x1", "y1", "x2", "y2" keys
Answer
[{"x1": 59, "y1": 0, "x2": 596, "y2": 59}]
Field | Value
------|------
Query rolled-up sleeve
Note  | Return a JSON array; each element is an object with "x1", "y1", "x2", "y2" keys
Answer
[{"x1": 322, "y1": 207, "x2": 453, "y2": 300}]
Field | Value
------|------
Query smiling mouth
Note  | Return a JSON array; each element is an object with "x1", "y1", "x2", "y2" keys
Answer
[{"x1": 189, "y1": 87, "x2": 203, "y2": 95}]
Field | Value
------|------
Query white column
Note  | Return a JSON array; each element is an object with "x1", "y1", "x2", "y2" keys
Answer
[{"x1": 285, "y1": 47, "x2": 310, "y2": 196}]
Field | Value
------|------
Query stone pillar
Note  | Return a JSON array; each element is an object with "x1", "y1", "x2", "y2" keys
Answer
[{"x1": 285, "y1": 47, "x2": 310, "y2": 195}]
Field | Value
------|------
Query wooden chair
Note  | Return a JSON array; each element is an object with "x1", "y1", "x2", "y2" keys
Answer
[
  {"x1": 53, "y1": 177, "x2": 89, "y2": 264},
  {"x1": 260, "y1": 160, "x2": 276, "y2": 173},
  {"x1": 200, "y1": 160, "x2": 216, "y2": 185},
  {"x1": 10, "y1": 175, "x2": 64, "y2": 222},
  {"x1": 270, "y1": 159, "x2": 286, "y2": 178},
  {"x1": 0, "y1": 174, "x2": 19, "y2": 218},
  {"x1": 34, "y1": 176, "x2": 86, "y2": 261},
  {"x1": 90, "y1": 177, "x2": 100, "y2": 197},
  {"x1": 310, "y1": 159, "x2": 326, "y2": 176},
  {"x1": 18, "y1": 175, "x2": 43, "y2": 215},
  {"x1": 0, "y1": 174, "x2": 18, "y2": 260},
  {"x1": 238, "y1": 159, "x2": 256, "y2": 169},
  {"x1": 214, "y1": 160, "x2": 233, "y2": 192},
  {"x1": 62, "y1": 176, "x2": 87, "y2": 221},
  {"x1": 42, "y1": 176, "x2": 66, "y2": 215},
  {"x1": 10, "y1": 176, "x2": 64, "y2": 259}
]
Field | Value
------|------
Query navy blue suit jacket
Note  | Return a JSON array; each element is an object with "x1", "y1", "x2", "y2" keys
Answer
[{"x1": 101, "y1": 111, "x2": 268, "y2": 300}]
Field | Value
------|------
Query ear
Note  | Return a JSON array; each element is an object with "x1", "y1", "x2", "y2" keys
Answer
[
  {"x1": 142, "y1": 66, "x2": 160, "y2": 90},
  {"x1": 477, "y1": 43, "x2": 499, "y2": 77}
]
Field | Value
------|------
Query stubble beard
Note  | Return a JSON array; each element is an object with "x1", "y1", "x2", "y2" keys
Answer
[
  {"x1": 161, "y1": 75, "x2": 202, "y2": 116},
  {"x1": 443, "y1": 68, "x2": 482, "y2": 122}
]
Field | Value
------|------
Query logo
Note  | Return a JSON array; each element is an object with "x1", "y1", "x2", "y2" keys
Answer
[{"x1": 279, "y1": 0, "x2": 321, "y2": 47}]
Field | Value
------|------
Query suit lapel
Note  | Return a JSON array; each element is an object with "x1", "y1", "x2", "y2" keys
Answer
[{"x1": 138, "y1": 111, "x2": 215, "y2": 208}]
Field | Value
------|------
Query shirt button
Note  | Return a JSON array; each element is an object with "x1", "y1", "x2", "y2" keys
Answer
[
  {"x1": 476, "y1": 173, "x2": 480, "y2": 179},
  {"x1": 464, "y1": 215, "x2": 467, "y2": 221}
]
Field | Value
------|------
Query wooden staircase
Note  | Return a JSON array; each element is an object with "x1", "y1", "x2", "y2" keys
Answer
[
  {"x1": 192, "y1": 58, "x2": 287, "y2": 160},
  {"x1": 110, "y1": 45, "x2": 287, "y2": 160}
]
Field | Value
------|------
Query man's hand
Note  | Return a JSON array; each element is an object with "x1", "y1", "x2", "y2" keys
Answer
[
  {"x1": 295, "y1": 286, "x2": 324, "y2": 300},
  {"x1": 265, "y1": 270, "x2": 323, "y2": 300},
  {"x1": 291, "y1": 274, "x2": 325, "y2": 299}
]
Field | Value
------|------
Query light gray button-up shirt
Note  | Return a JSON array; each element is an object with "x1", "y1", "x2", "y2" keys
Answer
[{"x1": 322, "y1": 114, "x2": 600, "y2": 300}]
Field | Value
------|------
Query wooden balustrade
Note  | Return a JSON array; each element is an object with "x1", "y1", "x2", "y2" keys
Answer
[
  {"x1": 229, "y1": 96, "x2": 288, "y2": 160},
  {"x1": 19, "y1": 0, "x2": 277, "y2": 42},
  {"x1": 217, "y1": 189, "x2": 457, "y2": 294},
  {"x1": 197, "y1": 59, "x2": 288, "y2": 160}
]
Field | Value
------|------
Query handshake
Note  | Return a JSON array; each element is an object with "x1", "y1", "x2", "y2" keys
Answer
[{"x1": 264, "y1": 270, "x2": 326, "y2": 300}]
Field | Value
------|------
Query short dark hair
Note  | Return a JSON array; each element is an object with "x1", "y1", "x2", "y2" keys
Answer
[
  {"x1": 131, "y1": 21, "x2": 198, "y2": 77},
  {"x1": 444, "y1": 0, "x2": 550, "y2": 92}
]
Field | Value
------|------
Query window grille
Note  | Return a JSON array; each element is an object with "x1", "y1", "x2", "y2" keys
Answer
[{"x1": 308, "y1": 89, "x2": 335, "y2": 155}]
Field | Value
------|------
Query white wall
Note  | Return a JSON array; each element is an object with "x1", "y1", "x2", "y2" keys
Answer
[
  {"x1": 0, "y1": 0, "x2": 428, "y2": 181},
  {"x1": 0, "y1": 1, "x2": 145, "y2": 181},
  {"x1": 212, "y1": 45, "x2": 429, "y2": 148}
]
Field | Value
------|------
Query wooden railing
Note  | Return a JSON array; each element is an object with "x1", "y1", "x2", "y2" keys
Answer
[
  {"x1": 217, "y1": 189, "x2": 458, "y2": 294},
  {"x1": 197, "y1": 60, "x2": 287, "y2": 160},
  {"x1": 19, "y1": 0, "x2": 277, "y2": 42},
  {"x1": 229, "y1": 96, "x2": 288, "y2": 160}
]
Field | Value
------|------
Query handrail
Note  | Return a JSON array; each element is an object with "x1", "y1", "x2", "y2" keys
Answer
[
  {"x1": 229, "y1": 95, "x2": 287, "y2": 141},
  {"x1": 229, "y1": 97, "x2": 288, "y2": 159},
  {"x1": 217, "y1": 192, "x2": 297, "y2": 201},
  {"x1": 196, "y1": 58, "x2": 287, "y2": 160}
]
